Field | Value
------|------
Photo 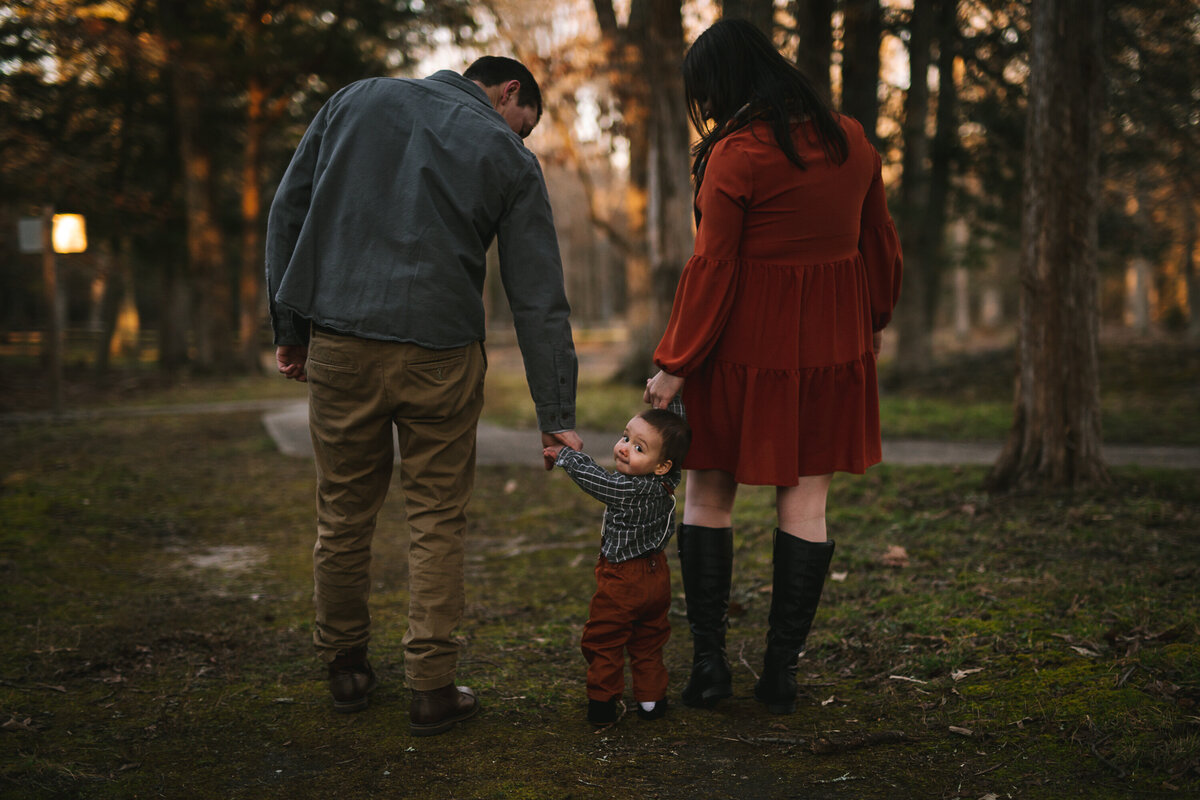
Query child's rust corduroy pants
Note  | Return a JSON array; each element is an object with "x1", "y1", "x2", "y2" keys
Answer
[{"x1": 581, "y1": 552, "x2": 671, "y2": 703}]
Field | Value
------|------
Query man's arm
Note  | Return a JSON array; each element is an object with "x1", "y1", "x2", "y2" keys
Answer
[
  {"x1": 496, "y1": 157, "x2": 579, "y2": 440},
  {"x1": 265, "y1": 102, "x2": 329, "y2": 347}
]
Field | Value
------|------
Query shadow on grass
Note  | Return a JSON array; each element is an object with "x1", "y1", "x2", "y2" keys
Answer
[{"x1": 0, "y1": 412, "x2": 1197, "y2": 799}]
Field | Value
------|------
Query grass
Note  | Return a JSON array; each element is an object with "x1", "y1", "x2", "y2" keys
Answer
[
  {"x1": 3, "y1": 336, "x2": 1196, "y2": 446},
  {"x1": 488, "y1": 340, "x2": 1200, "y2": 445},
  {"x1": 0, "y1": 339, "x2": 1197, "y2": 798},
  {"x1": 878, "y1": 340, "x2": 1200, "y2": 444}
]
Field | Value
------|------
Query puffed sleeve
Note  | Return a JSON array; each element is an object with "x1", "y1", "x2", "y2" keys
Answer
[
  {"x1": 859, "y1": 147, "x2": 903, "y2": 331},
  {"x1": 653, "y1": 141, "x2": 750, "y2": 377}
]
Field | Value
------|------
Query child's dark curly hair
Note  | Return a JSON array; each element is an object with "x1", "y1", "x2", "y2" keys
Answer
[{"x1": 639, "y1": 408, "x2": 692, "y2": 471}]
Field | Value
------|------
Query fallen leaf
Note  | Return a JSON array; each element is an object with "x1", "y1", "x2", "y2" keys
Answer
[
  {"x1": 830, "y1": 571, "x2": 848, "y2": 582},
  {"x1": 952, "y1": 668, "x2": 984, "y2": 681},
  {"x1": 1070, "y1": 645, "x2": 1100, "y2": 657},
  {"x1": 949, "y1": 725, "x2": 973, "y2": 737},
  {"x1": 881, "y1": 545, "x2": 909, "y2": 568},
  {"x1": 821, "y1": 695, "x2": 836, "y2": 706}
]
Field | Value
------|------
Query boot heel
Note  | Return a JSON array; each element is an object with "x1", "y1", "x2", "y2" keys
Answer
[{"x1": 701, "y1": 682, "x2": 733, "y2": 703}]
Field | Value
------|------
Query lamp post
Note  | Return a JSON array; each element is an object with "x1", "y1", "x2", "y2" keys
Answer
[
  {"x1": 41, "y1": 206, "x2": 64, "y2": 415},
  {"x1": 23, "y1": 207, "x2": 88, "y2": 416}
]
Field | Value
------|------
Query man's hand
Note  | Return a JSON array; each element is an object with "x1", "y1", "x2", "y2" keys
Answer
[
  {"x1": 644, "y1": 370, "x2": 684, "y2": 409},
  {"x1": 541, "y1": 430, "x2": 582, "y2": 470},
  {"x1": 276, "y1": 345, "x2": 309, "y2": 382}
]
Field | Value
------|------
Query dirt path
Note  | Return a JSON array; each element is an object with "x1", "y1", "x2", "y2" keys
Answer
[
  {"x1": 259, "y1": 400, "x2": 1200, "y2": 469},
  {"x1": 4, "y1": 398, "x2": 1196, "y2": 469}
]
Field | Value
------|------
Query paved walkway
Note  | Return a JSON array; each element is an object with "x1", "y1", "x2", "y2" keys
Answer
[
  {"x1": 260, "y1": 400, "x2": 1200, "y2": 470},
  {"x1": 4, "y1": 398, "x2": 1196, "y2": 469}
]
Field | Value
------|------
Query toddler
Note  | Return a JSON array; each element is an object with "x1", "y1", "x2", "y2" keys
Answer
[{"x1": 544, "y1": 398, "x2": 690, "y2": 725}]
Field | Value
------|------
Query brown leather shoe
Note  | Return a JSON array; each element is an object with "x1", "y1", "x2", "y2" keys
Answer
[
  {"x1": 410, "y1": 684, "x2": 479, "y2": 736},
  {"x1": 329, "y1": 650, "x2": 377, "y2": 713}
]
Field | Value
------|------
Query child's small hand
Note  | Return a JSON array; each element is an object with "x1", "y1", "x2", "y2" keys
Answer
[{"x1": 543, "y1": 445, "x2": 564, "y2": 469}]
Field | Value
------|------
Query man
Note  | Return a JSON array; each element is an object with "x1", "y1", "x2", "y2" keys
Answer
[{"x1": 265, "y1": 56, "x2": 582, "y2": 737}]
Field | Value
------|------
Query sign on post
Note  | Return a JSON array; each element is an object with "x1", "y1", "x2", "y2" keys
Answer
[{"x1": 18, "y1": 214, "x2": 88, "y2": 254}]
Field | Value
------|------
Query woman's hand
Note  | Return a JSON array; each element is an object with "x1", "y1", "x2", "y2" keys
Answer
[{"x1": 644, "y1": 370, "x2": 684, "y2": 409}]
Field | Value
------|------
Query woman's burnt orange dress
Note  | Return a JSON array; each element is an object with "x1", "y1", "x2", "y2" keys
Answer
[{"x1": 654, "y1": 116, "x2": 902, "y2": 485}]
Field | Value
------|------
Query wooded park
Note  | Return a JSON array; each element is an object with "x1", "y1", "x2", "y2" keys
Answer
[
  {"x1": 2, "y1": 0, "x2": 1197, "y2": 488},
  {"x1": 0, "y1": 3, "x2": 1197, "y2": 798}
]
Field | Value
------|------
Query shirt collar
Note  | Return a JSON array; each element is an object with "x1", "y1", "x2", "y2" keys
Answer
[{"x1": 426, "y1": 69, "x2": 493, "y2": 108}]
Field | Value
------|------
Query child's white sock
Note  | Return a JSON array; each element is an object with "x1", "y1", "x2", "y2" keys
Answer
[{"x1": 639, "y1": 701, "x2": 656, "y2": 712}]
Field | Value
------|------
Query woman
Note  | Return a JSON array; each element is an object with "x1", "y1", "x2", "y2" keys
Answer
[{"x1": 644, "y1": 18, "x2": 902, "y2": 714}]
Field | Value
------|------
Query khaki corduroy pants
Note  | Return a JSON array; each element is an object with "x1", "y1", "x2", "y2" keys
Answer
[{"x1": 306, "y1": 327, "x2": 485, "y2": 691}]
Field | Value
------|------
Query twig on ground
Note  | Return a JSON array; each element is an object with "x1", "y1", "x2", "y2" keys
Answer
[
  {"x1": 809, "y1": 730, "x2": 914, "y2": 754},
  {"x1": 737, "y1": 734, "x2": 807, "y2": 746},
  {"x1": 738, "y1": 641, "x2": 759, "y2": 680},
  {"x1": 591, "y1": 700, "x2": 627, "y2": 734}
]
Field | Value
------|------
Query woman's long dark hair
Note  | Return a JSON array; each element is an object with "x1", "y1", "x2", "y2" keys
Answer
[{"x1": 684, "y1": 18, "x2": 848, "y2": 188}]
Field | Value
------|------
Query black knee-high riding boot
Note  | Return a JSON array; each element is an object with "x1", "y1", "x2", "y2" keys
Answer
[
  {"x1": 754, "y1": 531, "x2": 835, "y2": 714},
  {"x1": 677, "y1": 523, "x2": 734, "y2": 707}
]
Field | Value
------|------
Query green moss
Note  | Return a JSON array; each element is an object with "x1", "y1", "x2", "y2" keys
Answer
[{"x1": 0, "y1": 382, "x2": 1197, "y2": 797}]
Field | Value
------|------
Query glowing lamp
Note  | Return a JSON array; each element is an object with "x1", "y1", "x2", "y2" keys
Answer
[{"x1": 52, "y1": 214, "x2": 87, "y2": 253}]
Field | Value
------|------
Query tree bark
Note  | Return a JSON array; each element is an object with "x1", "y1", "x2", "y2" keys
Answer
[
  {"x1": 1182, "y1": 186, "x2": 1199, "y2": 341},
  {"x1": 890, "y1": 0, "x2": 935, "y2": 375},
  {"x1": 987, "y1": 0, "x2": 1108, "y2": 492},
  {"x1": 238, "y1": 76, "x2": 266, "y2": 373},
  {"x1": 594, "y1": 0, "x2": 692, "y2": 381},
  {"x1": 161, "y1": 0, "x2": 232, "y2": 372},
  {"x1": 792, "y1": 0, "x2": 834, "y2": 101},
  {"x1": 644, "y1": 0, "x2": 693, "y2": 358},
  {"x1": 174, "y1": 64, "x2": 233, "y2": 372},
  {"x1": 840, "y1": 0, "x2": 881, "y2": 145},
  {"x1": 722, "y1": 0, "x2": 774, "y2": 36}
]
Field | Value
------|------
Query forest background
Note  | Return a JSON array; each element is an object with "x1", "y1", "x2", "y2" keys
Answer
[
  {"x1": 1, "y1": 2, "x2": 1199, "y2": 798},
  {"x1": 1, "y1": 2, "x2": 1195, "y2": 390}
]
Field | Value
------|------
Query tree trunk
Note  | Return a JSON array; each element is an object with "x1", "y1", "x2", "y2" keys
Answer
[
  {"x1": 643, "y1": 0, "x2": 694, "y2": 370},
  {"x1": 840, "y1": 0, "x2": 881, "y2": 145},
  {"x1": 722, "y1": 0, "x2": 774, "y2": 36},
  {"x1": 238, "y1": 76, "x2": 266, "y2": 373},
  {"x1": 986, "y1": 0, "x2": 1108, "y2": 492},
  {"x1": 175, "y1": 69, "x2": 232, "y2": 372},
  {"x1": 1185, "y1": 188, "x2": 1200, "y2": 341},
  {"x1": 890, "y1": 0, "x2": 935, "y2": 375},
  {"x1": 111, "y1": 236, "x2": 141, "y2": 362},
  {"x1": 163, "y1": 0, "x2": 233, "y2": 373},
  {"x1": 792, "y1": 0, "x2": 834, "y2": 101},
  {"x1": 840, "y1": 0, "x2": 888, "y2": 145},
  {"x1": 594, "y1": 0, "x2": 692, "y2": 382},
  {"x1": 94, "y1": 239, "x2": 119, "y2": 373},
  {"x1": 158, "y1": 238, "x2": 192, "y2": 371}
]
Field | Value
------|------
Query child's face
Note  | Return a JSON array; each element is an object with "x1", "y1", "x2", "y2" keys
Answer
[{"x1": 613, "y1": 415, "x2": 672, "y2": 477}]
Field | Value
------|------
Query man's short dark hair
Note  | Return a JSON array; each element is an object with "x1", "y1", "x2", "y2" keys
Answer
[
  {"x1": 639, "y1": 408, "x2": 691, "y2": 471},
  {"x1": 464, "y1": 56, "x2": 543, "y2": 118}
]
